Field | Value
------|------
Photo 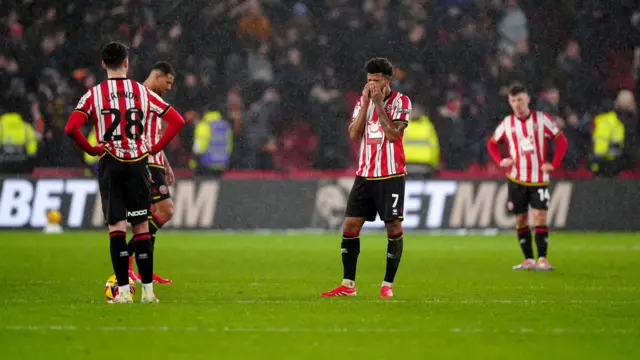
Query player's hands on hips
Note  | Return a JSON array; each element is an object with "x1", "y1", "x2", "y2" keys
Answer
[
  {"x1": 91, "y1": 143, "x2": 105, "y2": 157},
  {"x1": 165, "y1": 163, "x2": 175, "y2": 185},
  {"x1": 541, "y1": 163, "x2": 555, "y2": 173},
  {"x1": 499, "y1": 158, "x2": 514, "y2": 168},
  {"x1": 370, "y1": 84, "x2": 383, "y2": 104}
]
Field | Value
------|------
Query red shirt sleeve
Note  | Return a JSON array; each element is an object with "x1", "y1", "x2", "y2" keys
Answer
[
  {"x1": 150, "y1": 107, "x2": 185, "y2": 154},
  {"x1": 551, "y1": 132, "x2": 568, "y2": 168},
  {"x1": 74, "y1": 90, "x2": 93, "y2": 117},
  {"x1": 541, "y1": 112, "x2": 561, "y2": 138},
  {"x1": 391, "y1": 95, "x2": 412, "y2": 122},
  {"x1": 146, "y1": 88, "x2": 170, "y2": 116},
  {"x1": 350, "y1": 98, "x2": 362, "y2": 124},
  {"x1": 491, "y1": 119, "x2": 506, "y2": 143}
]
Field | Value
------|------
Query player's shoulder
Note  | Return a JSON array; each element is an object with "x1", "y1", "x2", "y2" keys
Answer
[
  {"x1": 393, "y1": 91, "x2": 411, "y2": 102},
  {"x1": 499, "y1": 114, "x2": 513, "y2": 123},
  {"x1": 535, "y1": 110, "x2": 554, "y2": 122}
]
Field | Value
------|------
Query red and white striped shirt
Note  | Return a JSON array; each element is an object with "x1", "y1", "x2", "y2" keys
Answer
[
  {"x1": 145, "y1": 90, "x2": 165, "y2": 167},
  {"x1": 352, "y1": 91, "x2": 412, "y2": 178},
  {"x1": 75, "y1": 78, "x2": 170, "y2": 160},
  {"x1": 492, "y1": 111, "x2": 561, "y2": 185}
]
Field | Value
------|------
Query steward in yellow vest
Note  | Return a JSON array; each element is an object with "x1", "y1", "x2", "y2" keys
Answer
[{"x1": 403, "y1": 114, "x2": 440, "y2": 177}]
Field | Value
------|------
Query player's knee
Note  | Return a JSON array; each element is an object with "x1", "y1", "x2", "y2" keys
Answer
[
  {"x1": 343, "y1": 217, "x2": 365, "y2": 234},
  {"x1": 162, "y1": 201, "x2": 175, "y2": 220},
  {"x1": 515, "y1": 213, "x2": 528, "y2": 226},
  {"x1": 384, "y1": 220, "x2": 403, "y2": 235},
  {"x1": 532, "y1": 209, "x2": 547, "y2": 226},
  {"x1": 155, "y1": 200, "x2": 174, "y2": 222},
  {"x1": 131, "y1": 220, "x2": 149, "y2": 234}
]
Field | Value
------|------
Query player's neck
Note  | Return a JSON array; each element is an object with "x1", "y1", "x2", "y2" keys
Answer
[
  {"x1": 106, "y1": 69, "x2": 128, "y2": 79},
  {"x1": 383, "y1": 89, "x2": 393, "y2": 101},
  {"x1": 515, "y1": 110, "x2": 531, "y2": 121},
  {"x1": 143, "y1": 80, "x2": 157, "y2": 93}
]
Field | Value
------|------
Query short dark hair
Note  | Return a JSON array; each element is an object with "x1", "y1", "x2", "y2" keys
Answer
[
  {"x1": 508, "y1": 85, "x2": 527, "y2": 96},
  {"x1": 101, "y1": 41, "x2": 129, "y2": 69},
  {"x1": 364, "y1": 57, "x2": 393, "y2": 77},
  {"x1": 152, "y1": 61, "x2": 175, "y2": 76}
]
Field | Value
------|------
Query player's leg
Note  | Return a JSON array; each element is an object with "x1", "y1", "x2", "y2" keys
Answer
[
  {"x1": 146, "y1": 198, "x2": 174, "y2": 283},
  {"x1": 508, "y1": 180, "x2": 536, "y2": 270},
  {"x1": 321, "y1": 177, "x2": 374, "y2": 297},
  {"x1": 125, "y1": 161, "x2": 158, "y2": 303},
  {"x1": 530, "y1": 186, "x2": 553, "y2": 270},
  {"x1": 147, "y1": 167, "x2": 174, "y2": 245},
  {"x1": 341, "y1": 216, "x2": 366, "y2": 286},
  {"x1": 378, "y1": 176, "x2": 405, "y2": 298},
  {"x1": 99, "y1": 157, "x2": 133, "y2": 303},
  {"x1": 129, "y1": 166, "x2": 174, "y2": 283}
]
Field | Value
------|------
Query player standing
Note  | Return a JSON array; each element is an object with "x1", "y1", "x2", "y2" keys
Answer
[
  {"x1": 487, "y1": 86, "x2": 568, "y2": 271},
  {"x1": 126, "y1": 62, "x2": 177, "y2": 285},
  {"x1": 321, "y1": 58, "x2": 411, "y2": 298},
  {"x1": 64, "y1": 42, "x2": 185, "y2": 303}
]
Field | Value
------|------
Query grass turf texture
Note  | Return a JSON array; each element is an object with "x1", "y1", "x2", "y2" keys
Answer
[{"x1": 0, "y1": 231, "x2": 638, "y2": 360}]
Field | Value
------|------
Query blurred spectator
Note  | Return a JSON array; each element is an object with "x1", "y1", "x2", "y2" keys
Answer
[
  {"x1": 237, "y1": 0, "x2": 272, "y2": 43},
  {"x1": 191, "y1": 110, "x2": 233, "y2": 177},
  {"x1": 614, "y1": 90, "x2": 638, "y2": 167},
  {"x1": 590, "y1": 99, "x2": 626, "y2": 177},
  {"x1": 0, "y1": 111, "x2": 38, "y2": 174},
  {"x1": 0, "y1": 0, "x2": 639, "y2": 176},
  {"x1": 404, "y1": 104, "x2": 440, "y2": 178},
  {"x1": 237, "y1": 87, "x2": 280, "y2": 170},
  {"x1": 498, "y1": 0, "x2": 528, "y2": 56}
]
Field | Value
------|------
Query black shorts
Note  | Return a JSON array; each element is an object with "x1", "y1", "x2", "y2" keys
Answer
[
  {"x1": 98, "y1": 154, "x2": 152, "y2": 225},
  {"x1": 507, "y1": 179, "x2": 550, "y2": 214},
  {"x1": 149, "y1": 165, "x2": 171, "y2": 204},
  {"x1": 345, "y1": 175, "x2": 405, "y2": 222}
]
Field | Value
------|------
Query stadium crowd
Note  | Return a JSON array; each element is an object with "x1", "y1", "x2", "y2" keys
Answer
[{"x1": 1, "y1": 0, "x2": 640, "y2": 175}]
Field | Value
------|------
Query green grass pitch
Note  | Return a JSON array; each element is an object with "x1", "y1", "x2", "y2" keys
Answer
[{"x1": 0, "y1": 231, "x2": 638, "y2": 359}]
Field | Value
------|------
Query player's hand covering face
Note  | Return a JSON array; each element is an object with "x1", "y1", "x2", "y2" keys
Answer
[
  {"x1": 362, "y1": 82, "x2": 372, "y2": 102},
  {"x1": 367, "y1": 74, "x2": 389, "y2": 102},
  {"x1": 370, "y1": 84, "x2": 383, "y2": 103}
]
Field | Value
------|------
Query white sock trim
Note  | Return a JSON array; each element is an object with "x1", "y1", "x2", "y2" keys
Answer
[
  {"x1": 341, "y1": 279, "x2": 355, "y2": 288},
  {"x1": 382, "y1": 281, "x2": 393, "y2": 288}
]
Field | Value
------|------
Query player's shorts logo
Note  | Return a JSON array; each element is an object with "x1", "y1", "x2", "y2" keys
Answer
[
  {"x1": 159, "y1": 185, "x2": 169, "y2": 195},
  {"x1": 507, "y1": 201, "x2": 514, "y2": 211},
  {"x1": 127, "y1": 209, "x2": 148, "y2": 217}
]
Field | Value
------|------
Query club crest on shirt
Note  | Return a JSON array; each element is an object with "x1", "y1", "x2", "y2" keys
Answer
[{"x1": 367, "y1": 121, "x2": 383, "y2": 145}]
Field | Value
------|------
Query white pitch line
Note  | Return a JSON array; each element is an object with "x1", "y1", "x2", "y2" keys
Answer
[
  {"x1": 1, "y1": 325, "x2": 637, "y2": 335},
  {"x1": 149, "y1": 299, "x2": 640, "y2": 305},
  {"x1": 2, "y1": 298, "x2": 638, "y2": 305}
]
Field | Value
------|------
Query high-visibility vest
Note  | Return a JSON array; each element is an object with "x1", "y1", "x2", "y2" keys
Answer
[
  {"x1": 593, "y1": 111, "x2": 625, "y2": 160},
  {"x1": 84, "y1": 129, "x2": 99, "y2": 165},
  {"x1": 192, "y1": 111, "x2": 233, "y2": 170},
  {"x1": 0, "y1": 112, "x2": 38, "y2": 162},
  {"x1": 403, "y1": 115, "x2": 440, "y2": 167}
]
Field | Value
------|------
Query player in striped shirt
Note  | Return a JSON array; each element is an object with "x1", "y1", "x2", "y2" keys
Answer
[
  {"x1": 125, "y1": 62, "x2": 176, "y2": 285},
  {"x1": 487, "y1": 85, "x2": 568, "y2": 271},
  {"x1": 321, "y1": 57, "x2": 412, "y2": 298},
  {"x1": 65, "y1": 41, "x2": 185, "y2": 303}
]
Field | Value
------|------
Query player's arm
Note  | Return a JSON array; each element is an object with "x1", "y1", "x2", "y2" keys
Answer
[
  {"x1": 147, "y1": 90, "x2": 185, "y2": 155},
  {"x1": 65, "y1": 91, "x2": 103, "y2": 156},
  {"x1": 163, "y1": 152, "x2": 175, "y2": 185},
  {"x1": 487, "y1": 120, "x2": 507, "y2": 165},
  {"x1": 542, "y1": 113, "x2": 568, "y2": 168},
  {"x1": 348, "y1": 85, "x2": 371, "y2": 141},
  {"x1": 348, "y1": 101, "x2": 368, "y2": 141},
  {"x1": 371, "y1": 89, "x2": 407, "y2": 142}
]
